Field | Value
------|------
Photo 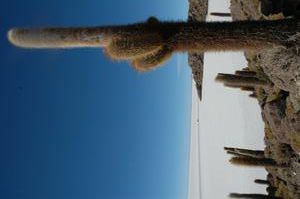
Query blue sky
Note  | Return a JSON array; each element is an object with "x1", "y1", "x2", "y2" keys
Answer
[{"x1": 0, "y1": 1, "x2": 192, "y2": 199}]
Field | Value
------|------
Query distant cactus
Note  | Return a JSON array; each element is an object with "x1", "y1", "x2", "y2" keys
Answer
[
  {"x1": 235, "y1": 70, "x2": 257, "y2": 77},
  {"x1": 224, "y1": 147, "x2": 265, "y2": 158},
  {"x1": 254, "y1": 179, "x2": 270, "y2": 185},
  {"x1": 210, "y1": 12, "x2": 231, "y2": 17},
  {"x1": 216, "y1": 73, "x2": 269, "y2": 88},
  {"x1": 224, "y1": 147, "x2": 285, "y2": 168},
  {"x1": 229, "y1": 157, "x2": 287, "y2": 168},
  {"x1": 240, "y1": 87, "x2": 256, "y2": 92},
  {"x1": 8, "y1": 17, "x2": 300, "y2": 71},
  {"x1": 229, "y1": 193, "x2": 281, "y2": 199},
  {"x1": 222, "y1": 83, "x2": 255, "y2": 91}
]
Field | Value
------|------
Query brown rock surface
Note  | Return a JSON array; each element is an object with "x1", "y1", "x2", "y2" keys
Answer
[{"x1": 230, "y1": 0, "x2": 300, "y2": 198}]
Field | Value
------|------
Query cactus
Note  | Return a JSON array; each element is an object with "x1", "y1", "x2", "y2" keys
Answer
[
  {"x1": 223, "y1": 83, "x2": 255, "y2": 91},
  {"x1": 104, "y1": 36, "x2": 163, "y2": 60},
  {"x1": 227, "y1": 150, "x2": 255, "y2": 158},
  {"x1": 230, "y1": 193, "x2": 281, "y2": 199},
  {"x1": 225, "y1": 147, "x2": 283, "y2": 168},
  {"x1": 210, "y1": 12, "x2": 232, "y2": 17},
  {"x1": 8, "y1": 27, "x2": 112, "y2": 48},
  {"x1": 229, "y1": 157, "x2": 287, "y2": 168},
  {"x1": 235, "y1": 70, "x2": 257, "y2": 77},
  {"x1": 131, "y1": 45, "x2": 173, "y2": 72},
  {"x1": 216, "y1": 73, "x2": 269, "y2": 88},
  {"x1": 240, "y1": 87, "x2": 256, "y2": 92},
  {"x1": 8, "y1": 18, "x2": 300, "y2": 52},
  {"x1": 254, "y1": 179, "x2": 271, "y2": 185},
  {"x1": 224, "y1": 147, "x2": 265, "y2": 158},
  {"x1": 12, "y1": 15, "x2": 288, "y2": 106},
  {"x1": 7, "y1": 18, "x2": 162, "y2": 49}
]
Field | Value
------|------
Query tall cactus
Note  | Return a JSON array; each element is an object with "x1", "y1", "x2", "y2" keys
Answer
[{"x1": 8, "y1": 17, "x2": 300, "y2": 71}]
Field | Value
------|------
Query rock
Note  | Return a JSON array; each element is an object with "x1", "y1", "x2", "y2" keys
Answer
[
  {"x1": 188, "y1": 0, "x2": 208, "y2": 100},
  {"x1": 260, "y1": 0, "x2": 300, "y2": 17},
  {"x1": 229, "y1": 0, "x2": 300, "y2": 197}
]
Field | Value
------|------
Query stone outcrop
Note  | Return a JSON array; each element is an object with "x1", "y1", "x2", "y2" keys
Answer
[
  {"x1": 188, "y1": 0, "x2": 208, "y2": 100},
  {"x1": 231, "y1": 0, "x2": 300, "y2": 198},
  {"x1": 189, "y1": 0, "x2": 300, "y2": 198}
]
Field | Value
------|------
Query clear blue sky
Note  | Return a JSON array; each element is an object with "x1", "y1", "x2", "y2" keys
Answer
[{"x1": 0, "y1": 1, "x2": 192, "y2": 199}]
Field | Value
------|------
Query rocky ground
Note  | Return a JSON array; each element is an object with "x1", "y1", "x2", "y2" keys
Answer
[
  {"x1": 189, "y1": 0, "x2": 300, "y2": 198},
  {"x1": 231, "y1": 0, "x2": 300, "y2": 198}
]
